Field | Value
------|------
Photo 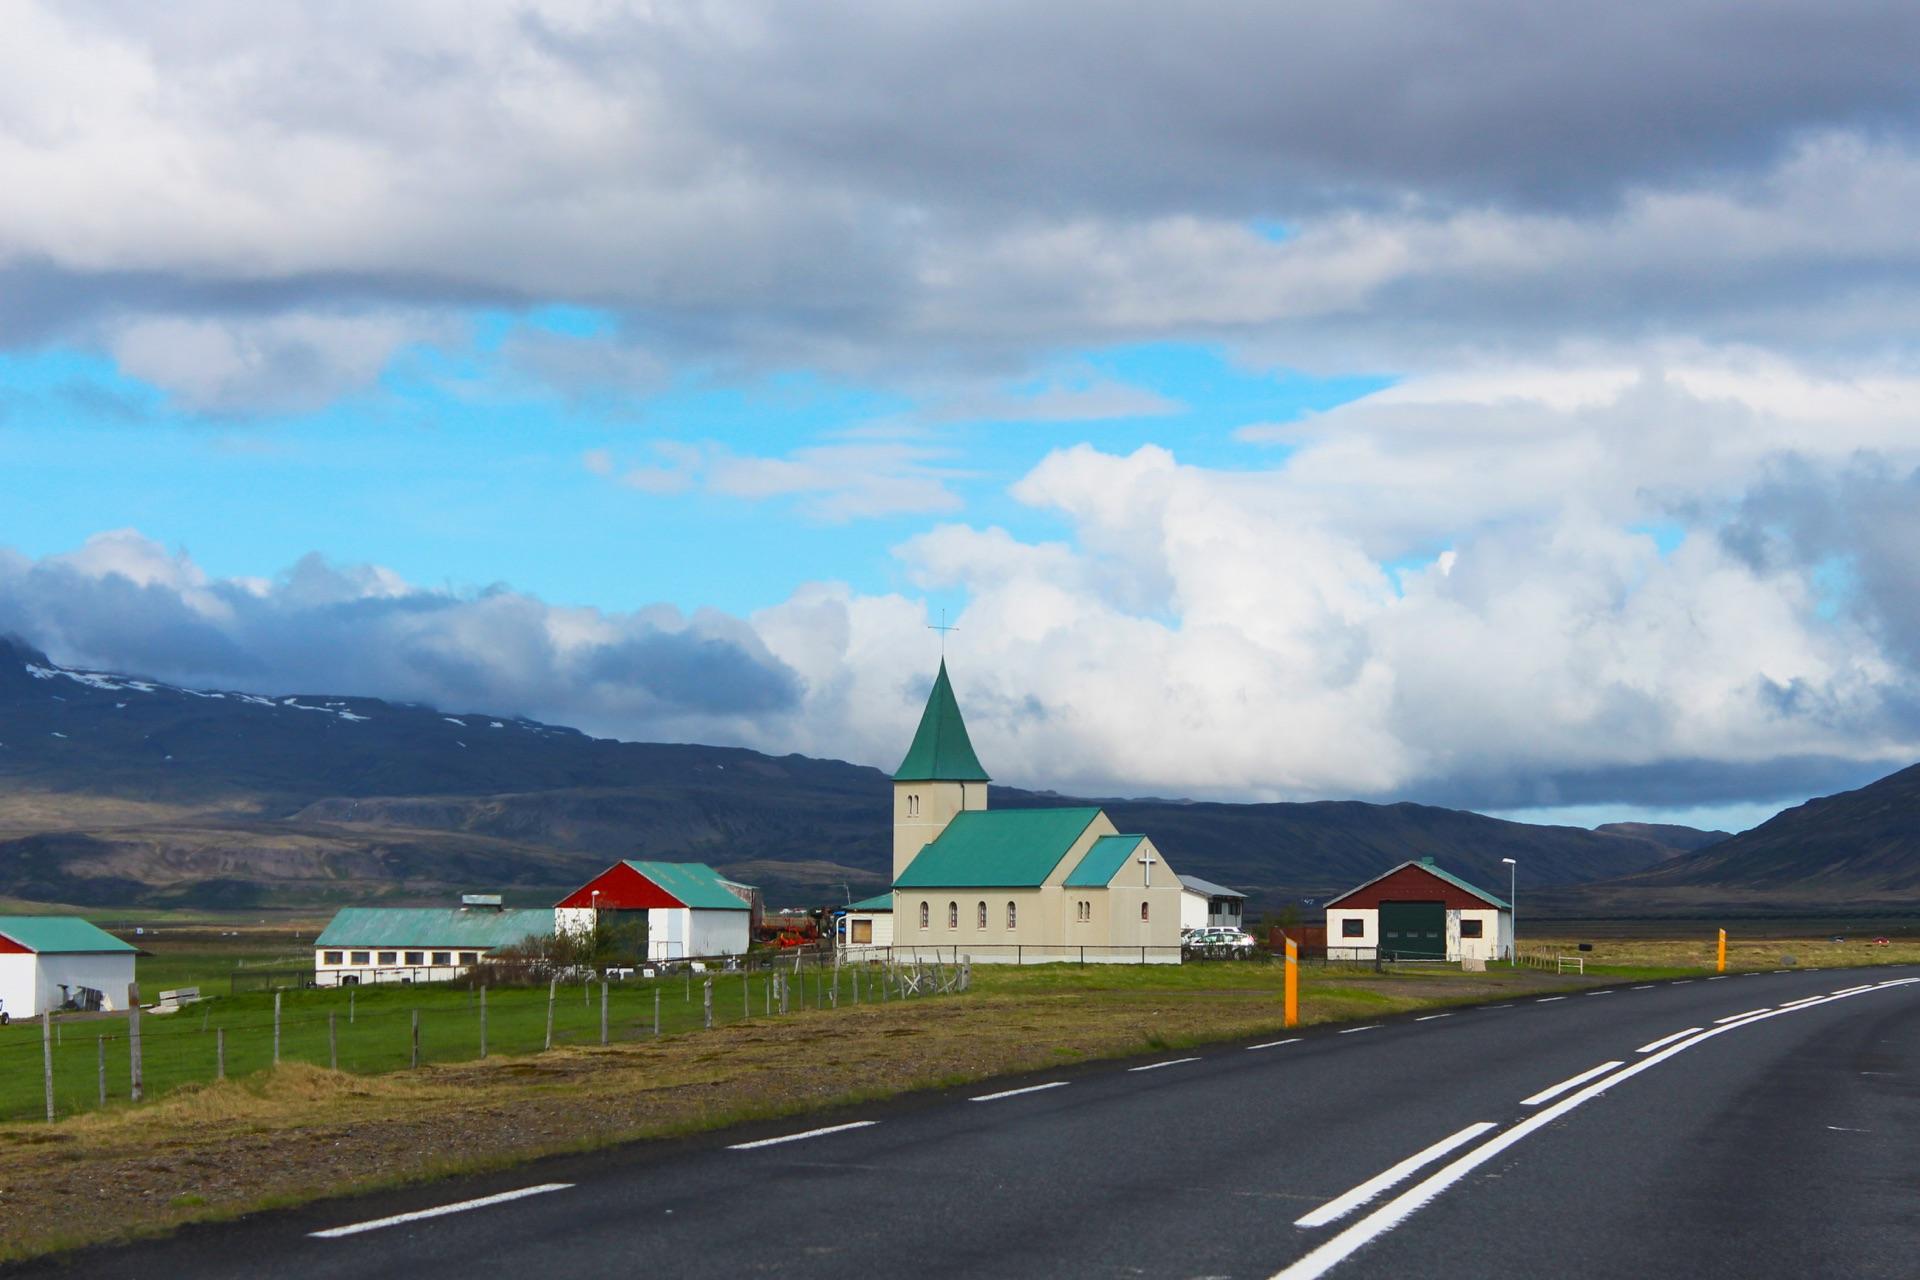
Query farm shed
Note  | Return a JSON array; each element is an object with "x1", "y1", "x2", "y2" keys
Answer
[
  {"x1": 0, "y1": 916, "x2": 138, "y2": 1019},
  {"x1": 555, "y1": 861, "x2": 754, "y2": 961},
  {"x1": 314, "y1": 900, "x2": 555, "y2": 986},
  {"x1": 835, "y1": 892, "x2": 894, "y2": 955},
  {"x1": 1178, "y1": 875, "x2": 1247, "y2": 930},
  {"x1": 1324, "y1": 858, "x2": 1511, "y2": 962}
]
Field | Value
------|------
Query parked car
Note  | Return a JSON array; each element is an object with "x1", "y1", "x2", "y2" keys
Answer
[{"x1": 1184, "y1": 927, "x2": 1258, "y2": 957}]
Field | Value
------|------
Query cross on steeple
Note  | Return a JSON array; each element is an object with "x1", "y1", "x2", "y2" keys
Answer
[{"x1": 928, "y1": 608, "x2": 959, "y2": 656}]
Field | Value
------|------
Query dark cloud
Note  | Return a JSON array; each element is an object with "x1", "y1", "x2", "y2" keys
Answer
[{"x1": 1396, "y1": 753, "x2": 1904, "y2": 813}]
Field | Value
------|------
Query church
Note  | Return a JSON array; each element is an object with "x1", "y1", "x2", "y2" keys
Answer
[{"x1": 851, "y1": 660, "x2": 1185, "y2": 964}]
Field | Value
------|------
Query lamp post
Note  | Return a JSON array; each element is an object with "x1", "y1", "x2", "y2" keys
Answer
[{"x1": 1500, "y1": 858, "x2": 1517, "y2": 962}]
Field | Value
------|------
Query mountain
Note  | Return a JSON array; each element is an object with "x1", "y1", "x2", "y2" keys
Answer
[
  {"x1": 1593, "y1": 822, "x2": 1730, "y2": 854},
  {"x1": 0, "y1": 636, "x2": 1721, "y2": 910}
]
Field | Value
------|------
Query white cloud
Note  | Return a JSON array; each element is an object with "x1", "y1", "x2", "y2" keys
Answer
[{"x1": 586, "y1": 438, "x2": 968, "y2": 520}]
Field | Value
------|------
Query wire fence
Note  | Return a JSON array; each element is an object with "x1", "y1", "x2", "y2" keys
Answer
[{"x1": 0, "y1": 950, "x2": 969, "y2": 1125}]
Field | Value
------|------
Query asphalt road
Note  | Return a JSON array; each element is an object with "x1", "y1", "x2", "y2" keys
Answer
[{"x1": 16, "y1": 965, "x2": 1918, "y2": 1279}]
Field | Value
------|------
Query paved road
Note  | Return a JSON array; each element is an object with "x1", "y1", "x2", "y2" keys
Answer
[{"x1": 17, "y1": 965, "x2": 1918, "y2": 1279}]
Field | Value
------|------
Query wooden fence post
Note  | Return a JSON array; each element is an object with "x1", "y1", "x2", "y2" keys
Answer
[
  {"x1": 702, "y1": 978, "x2": 713, "y2": 1029},
  {"x1": 41, "y1": 1010, "x2": 54, "y2": 1123},
  {"x1": 544, "y1": 977, "x2": 557, "y2": 1050},
  {"x1": 479, "y1": 986, "x2": 488, "y2": 1059},
  {"x1": 127, "y1": 982, "x2": 143, "y2": 1103},
  {"x1": 273, "y1": 992, "x2": 282, "y2": 1065},
  {"x1": 328, "y1": 1012, "x2": 338, "y2": 1070},
  {"x1": 349, "y1": 986, "x2": 356, "y2": 1024},
  {"x1": 600, "y1": 980, "x2": 609, "y2": 1046},
  {"x1": 97, "y1": 1034, "x2": 106, "y2": 1108},
  {"x1": 216, "y1": 1027, "x2": 225, "y2": 1081},
  {"x1": 410, "y1": 1010, "x2": 420, "y2": 1069},
  {"x1": 653, "y1": 986, "x2": 661, "y2": 1038}
]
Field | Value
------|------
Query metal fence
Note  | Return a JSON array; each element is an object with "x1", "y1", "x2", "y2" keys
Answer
[
  {"x1": 840, "y1": 943, "x2": 1188, "y2": 965},
  {"x1": 0, "y1": 951, "x2": 968, "y2": 1125}
]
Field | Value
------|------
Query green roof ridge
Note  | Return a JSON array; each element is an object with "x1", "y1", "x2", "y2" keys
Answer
[
  {"x1": 895, "y1": 807, "x2": 1104, "y2": 887},
  {"x1": 893, "y1": 660, "x2": 991, "y2": 782}
]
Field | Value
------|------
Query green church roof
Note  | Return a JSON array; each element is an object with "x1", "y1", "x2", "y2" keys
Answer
[
  {"x1": 893, "y1": 660, "x2": 991, "y2": 782},
  {"x1": 1063, "y1": 834, "x2": 1146, "y2": 887},
  {"x1": 0, "y1": 916, "x2": 137, "y2": 954},
  {"x1": 895, "y1": 807, "x2": 1103, "y2": 888},
  {"x1": 315, "y1": 908, "x2": 556, "y2": 949}
]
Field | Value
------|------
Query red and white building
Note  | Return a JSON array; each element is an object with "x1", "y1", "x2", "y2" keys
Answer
[
  {"x1": 556, "y1": 861, "x2": 756, "y2": 961},
  {"x1": 1324, "y1": 858, "x2": 1513, "y2": 962}
]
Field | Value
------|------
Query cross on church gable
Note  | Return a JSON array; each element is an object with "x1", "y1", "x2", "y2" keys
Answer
[{"x1": 1137, "y1": 846, "x2": 1156, "y2": 887}]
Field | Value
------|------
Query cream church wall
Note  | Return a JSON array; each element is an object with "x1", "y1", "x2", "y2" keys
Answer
[{"x1": 892, "y1": 780, "x2": 987, "y2": 881}]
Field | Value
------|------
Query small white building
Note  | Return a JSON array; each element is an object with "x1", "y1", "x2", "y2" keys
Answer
[
  {"x1": 0, "y1": 916, "x2": 138, "y2": 1018},
  {"x1": 314, "y1": 898, "x2": 555, "y2": 986},
  {"x1": 1324, "y1": 858, "x2": 1513, "y2": 962},
  {"x1": 555, "y1": 861, "x2": 754, "y2": 961},
  {"x1": 834, "y1": 892, "x2": 895, "y2": 956},
  {"x1": 1178, "y1": 875, "x2": 1248, "y2": 930}
]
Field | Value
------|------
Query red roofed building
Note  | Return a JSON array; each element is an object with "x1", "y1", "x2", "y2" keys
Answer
[
  {"x1": 1324, "y1": 858, "x2": 1513, "y2": 962},
  {"x1": 556, "y1": 861, "x2": 756, "y2": 961}
]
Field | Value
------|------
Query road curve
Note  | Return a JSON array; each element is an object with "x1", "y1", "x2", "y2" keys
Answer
[{"x1": 12, "y1": 965, "x2": 1917, "y2": 1280}]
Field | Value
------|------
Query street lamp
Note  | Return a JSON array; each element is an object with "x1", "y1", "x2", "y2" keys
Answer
[{"x1": 1500, "y1": 859, "x2": 1517, "y2": 962}]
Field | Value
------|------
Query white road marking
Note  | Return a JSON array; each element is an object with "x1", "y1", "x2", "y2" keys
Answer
[
  {"x1": 1294, "y1": 1124, "x2": 1498, "y2": 1229},
  {"x1": 1583, "y1": 990, "x2": 1613, "y2": 996},
  {"x1": 1520, "y1": 1061, "x2": 1624, "y2": 1106},
  {"x1": 1535, "y1": 996, "x2": 1566, "y2": 1003},
  {"x1": 727, "y1": 1120, "x2": 878, "y2": 1150},
  {"x1": 1713, "y1": 1008, "x2": 1771, "y2": 1023},
  {"x1": 1672, "y1": 980, "x2": 1694, "y2": 985},
  {"x1": 1269, "y1": 979, "x2": 1919, "y2": 1280},
  {"x1": 1481, "y1": 1003, "x2": 1513, "y2": 1009},
  {"x1": 970, "y1": 1082, "x2": 1069, "y2": 1102},
  {"x1": 1636, "y1": 1027, "x2": 1702, "y2": 1053},
  {"x1": 310, "y1": 1184, "x2": 572, "y2": 1239},
  {"x1": 1248, "y1": 1038, "x2": 1302, "y2": 1050},
  {"x1": 1776, "y1": 995, "x2": 1825, "y2": 1008},
  {"x1": 1414, "y1": 1014, "x2": 1452, "y2": 1022},
  {"x1": 1630, "y1": 984, "x2": 1654, "y2": 990},
  {"x1": 1128, "y1": 1057, "x2": 1201, "y2": 1072},
  {"x1": 1706, "y1": 976, "x2": 1728, "y2": 981},
  {"x1": 1337, "y1": 1025, "x2": 1381, "y2": 1035},
  {"x1": 1831, "y1": 984, "x2": 1875, "y2": 996},
  {"x1": 1826, "y1": 1125, "x2": 1870, "y2": 1132}
]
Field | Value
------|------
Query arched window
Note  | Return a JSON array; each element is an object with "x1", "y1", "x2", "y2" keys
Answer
[
  {"x1": 976, "y1": 901, "x2": 987, "y2": 929},
  {"x1": 907, "y1": 793, "x2": 920, "y2": 817},
  {"x1": 1006, "y1": 900, "x2": 1018, "y2": 929},
  {"x1": 1140, "y1": 901, "x2": 1150, "y2": 922},
  {"x1": 918, "y1": 901, "x2": 929, "y2": 930},
  {"x1": 948, "y1": 901, "x2": 958, "y2": 929}
]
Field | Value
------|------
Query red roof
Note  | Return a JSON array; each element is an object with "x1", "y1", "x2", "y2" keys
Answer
[
  {"x1": 556, "y1": 862, "x2": 688, "y2": 910},
  {"x1": 1326, "y1": 862, "x2": 1507, "y2": 911}
]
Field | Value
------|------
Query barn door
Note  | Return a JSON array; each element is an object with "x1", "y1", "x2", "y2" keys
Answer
[{"x1": 1379, "y1": 902, "x2": 1445, "y2": 959}]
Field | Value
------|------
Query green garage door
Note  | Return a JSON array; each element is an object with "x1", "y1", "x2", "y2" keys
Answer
[{"x1": 1379, "y1": 901, "x2": 1445, "y2": 959}]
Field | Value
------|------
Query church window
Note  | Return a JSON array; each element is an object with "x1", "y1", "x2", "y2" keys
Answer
[
  {"x1": 976, "y1": 901, "x2": 987, "y2": 929},
  {"x1": 907, "y1": 793, "x2": 920, "y2": 817},
  {"x1": 1140, "y1": 902, "x2": 1150, "y2": 923},
  {"x1": 1006, "y1": 901, "x2": 1017, "y2": 929},
  {"x1": 918, "y1": 902, "x2": 929, "y2": 930},
  {"x1": 948, "y1": 901, "x2": 958, "y2": 929}
]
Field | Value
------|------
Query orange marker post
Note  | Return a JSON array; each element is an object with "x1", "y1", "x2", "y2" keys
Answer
[
  {"x1": 1284, "y1": 936, "x2": 1299, "y2": 1028},
  {"x1": 1717, "y1": 928, "x2": 1727, "y2": 973}
]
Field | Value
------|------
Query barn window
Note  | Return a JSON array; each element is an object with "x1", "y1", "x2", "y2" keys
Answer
[
  {"x1": 1140, "y1": 901, "x2": 1150, "y2": 922},
  {"x1": 918, "y1": 902, "x2": 929, "y2": 929},
  {"x1": 460, "y1": 952, "x2": 479, "y2": 964},
  {"x1": 948, "y1": 901, "x2": 959, "y2": 929},
  {"x1": 1341, "y1": 918, "x2": 1364, "y2": 938},
  {"x1": 405, "y1": 951, "x2": 424, "y2": 965},
  {"x1": 976, "y1": 901, "x2": 987, "y2": 929},
  {"x1": 377, "y1": 951, "x2": 397, "y2": 964},
  {"x1": 1460, "y1": 919, "x2": 1484, "y2": 938},
  {"x1": 350, "y1": 950, "x2": 369, "y2": 965},
  {"x1": 431, "y1": 951, "x2": 452, "y2": 965},
  {"x1": 1006, "y1": 901, "x2": 1017, "y2": 929},
  {"x1": 323, "y1": 951, "x2": 343, "y2": 965}
]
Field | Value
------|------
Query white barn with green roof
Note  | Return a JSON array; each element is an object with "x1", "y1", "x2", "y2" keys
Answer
[
  {"x1": 0, "y1": 916, "x2": 138, "y2": 1018},
  {"x1": 885, "y1": 662, "x2": 1184, "y2": 964},
  {"x1": 313, "y1": 901, "x2": 555, "y2": 986}
]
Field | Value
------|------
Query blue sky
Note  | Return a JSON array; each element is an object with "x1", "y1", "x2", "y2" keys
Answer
[{"x1": 4, "y1": 2, "x2": 1920, "y2": 833}]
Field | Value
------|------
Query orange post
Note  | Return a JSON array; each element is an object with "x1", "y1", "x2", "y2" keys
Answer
[
  {"x1": 1284, "y1": 936, "x2": 1299, "y2": 1028},
  {"x1": 1717, "y1": 928, "x2": 1727, "y2": 973}
]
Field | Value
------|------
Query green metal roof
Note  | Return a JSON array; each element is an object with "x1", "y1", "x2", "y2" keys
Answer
[
  {"x1": 895, "y1": 807, "x2": 1103, "y2": 888},
  {"x1": 622, "y1": 861, "x2": 751, "y2": 910},
  {"x1": 893, "y1": 660, "x2": 991, "y2": 782},
  {"x1": 1416, "y1": 860, "x2": 1511, "y2": 910},
  {"x1": 844, "y1": 892, "x2": 893, "y2": 912},
  {"x1": 315, "y1": 908, "x2": 556, "y2": 949},
  {"x1": 0, "y1": 916, "x2": 136, "y2": 954},
  {"x1": 1064, "y1": 834, "x2": 1146, "y2": 887}
]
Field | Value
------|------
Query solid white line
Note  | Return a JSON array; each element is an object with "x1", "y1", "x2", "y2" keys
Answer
[
  {"x1": 1535, "y1": 996, "x2": 1566, "y2": 1003},
  {"x1": 1268, "y1": 980, "x2": 1918, "y2": 1280},
  {"x1": 1128, "y1": 1057, "x2": 1201, "y2": 1072},
  {"x1": 1636, "y1": 1027, "x2": 1703, "y2": 1053},
  {"x1": 969, "y1": 1082, "x2": 1068, "y2": 1102},
  {"x1": 1777, "y1": 995, "x2": 1825, "y2": 1008},
  {"x1": 727, "y1": 1120, "x2": 878, "y2": 1150},
  {"x1": 1337, "y1": 1025, "x2": 1380, "y2": 1035},
  {"x1": 310, "y1": 1184, "x2": 572, "y2": 1239},
  {"x1": 1519, "y1": 1061, "x2": 1624, "y2": 1106},
  {"x1": 1714, "y1": 1008, "x2": 1771, "y2": 1024},
  {"x1": 1414, "y1": 1014, "x2": 1452, "y2": 1022},
  {"x1": 1293, "y1": 1124, "x2": 1497, "y2": 1228},
  {"x1": 1831, "y1": 984, "x2": 1875, "y2": 996},
  {"x1": 1248, "y1": 1038, "x2": 1302, "y2": 1050}
]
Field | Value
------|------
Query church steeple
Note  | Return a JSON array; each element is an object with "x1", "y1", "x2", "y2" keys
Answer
[
  {"x1": 891, "y1": 660, "x2": 990, "y2": 881},
  {"x1": 893, "y1": 660, "x2": 990, "y2": 782}
]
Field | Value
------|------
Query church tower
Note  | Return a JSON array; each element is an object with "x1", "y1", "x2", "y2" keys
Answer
[{"x1": 892, "y1": 660, "x2": 990, "y2": 881}]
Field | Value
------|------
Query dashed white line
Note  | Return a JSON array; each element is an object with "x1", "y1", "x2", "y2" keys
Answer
[
  {"x1": 1831, "y1": 984, "x2": 1875, "y2": 996},
  {"x1": 1630, "y1": 985, "x2": 1654, "y2": 990},
  {"x1": 1337, "y1": 1025, "x2": 1381, "y2": 1035},
  {"x1": 310, "y1": 1184, "x2": 572, "y2": 1239},
  {"x1": 1713, "y1": 1008, "x2": 1772, "y2": 1024},
  {"x1": 1248, "y1": 1038, "x2": 1302, "y2": 1050},
  {"x1": 1414, "y1": 1014, "x2": 1452, "y2": 1022},
  {"x1": 1128, "y1": 1057, "x2": 1201, "y2": 1072},
  {"x1": 1583, "y1": 990, "x2": 1613, "y2": 997},
  {"x1": 1481, "y1": 1004, "x2": 1513, "y2": 1010},
  {"x1": 1636, "y1": 1027, "x2": 1703, "y2": 1053},
  {"x1": 969, "y1": 1081, "x2": 1069, "y2": 1102},
  {"x1": 1672, "y1": 980, "x2": 1694, "y2": 986},
  {"x1": 727, "y1": 1120, "x2": 878, "y2": 1150},
  {"x1": 1706, "y1": 976, "x2": 1728, "y2": 981},
  {"x1": 1520, "y1": 1061, "x2": 1624, "y2": 1106},
  {"x1": 1777, "y1": 995, "x2": 1825, "y2": 1009},
  {"x1": 1535, "y1": 996, "x2": 1566, "y2": 1003},
  {"x1": 1294, "y1": 1124, "x2": 1497, "y2": 1229}
]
